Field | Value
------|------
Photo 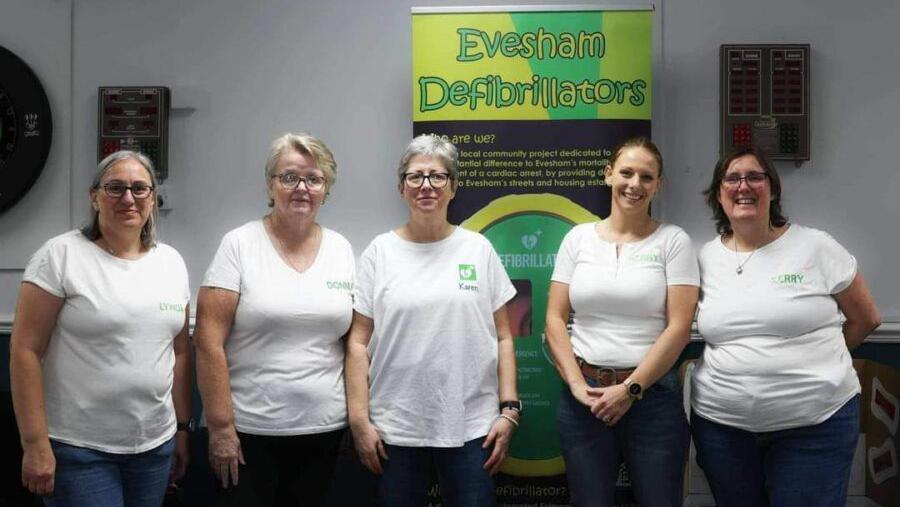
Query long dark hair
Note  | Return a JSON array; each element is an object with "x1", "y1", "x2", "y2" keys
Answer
[{"x1": 703, "y1": 147, "x2": 788, "y2": 235}]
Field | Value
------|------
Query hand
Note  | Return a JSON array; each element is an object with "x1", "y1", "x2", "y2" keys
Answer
[
  {"x1": 590, "y1": 384, "x2": 634, "y2": 426},
  {"x1": 569, "y1": 381, "x2": 597, "y2": 408},
  {"x1": 208, "y1": 425, "x2": 244, "y2": 488},
  {"x1": 170, "y1": 431, "x2": 190, "y2": 482},
  {"x1": 483, "y1": 411, "x2": 518, "y2": 475},
  {"x1": 21, "y1": 439, "x2": 55, "y2": 496},
  {"x1": 350, "y1": 420, "x2": 387, "y2": 475}
]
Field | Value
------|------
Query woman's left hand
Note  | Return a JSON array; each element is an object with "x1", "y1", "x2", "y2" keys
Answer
[
  {"x1": 590, "y1": 384, "x2": 634, "y2": 426},
  {"x1": 483, "y1": 411, "x2": 518, "y2": 475},
  {"x1": 170, "y1": 431, "x2": 190, "y2": 482}
]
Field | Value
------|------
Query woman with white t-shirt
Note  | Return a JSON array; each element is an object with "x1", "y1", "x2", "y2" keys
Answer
[
  {"x1": 194, "y1": 133, "x2": 354, "y2": 506},
  {"x1": 345, "y1": 134, "x2": 520, "y2": 506},
  {"x1": 11, "y1": 151, "x2": 192, "y2": 506},
  {"x1": 691, "y1": 147, "x2": 882, "y2": 506},
  {"x1": 545, "y1": 137, "x2": 699, "y2": 507}
]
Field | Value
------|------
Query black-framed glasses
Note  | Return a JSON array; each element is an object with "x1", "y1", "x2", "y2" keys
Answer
[
  {"x1": 96, "y1": 181, "x2": 155, "y2": 199},
  {"x1": 271, "y1": 172, "x2": 326, "y2": 191},
  {"x1": 402, "y1": 172, "x2": 452, "y2": 189},
  {"x1": 721, "y1": 172, "x2": 769, "y2": 189}
]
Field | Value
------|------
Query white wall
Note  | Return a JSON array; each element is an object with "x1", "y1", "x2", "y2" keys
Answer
[
  {"x1": 1, "y1": 0, "x2": 898, "y2": 323},
  {"x1": 658, "y1": 0, "x2": 900, "y2": 322},
  {"x1": 0, "y1": 0, "x2": 72, "y2": 321}
]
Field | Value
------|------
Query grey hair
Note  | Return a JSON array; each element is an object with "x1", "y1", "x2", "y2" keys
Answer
[
  {"x1": 397, "y1": 134, "x2": 459, "y2": 181},
  {"x1": 81, "y1": 150, "x2": 159, "y2": 249},
  {"x1": 264, "y1": 133, "x2": 337, "y2": 207}
]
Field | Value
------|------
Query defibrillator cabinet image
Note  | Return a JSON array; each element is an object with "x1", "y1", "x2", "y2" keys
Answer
[
  {"x1": 720, "y1": 44, "x2": 810, "y2": 163},
  {"x1": 97, "y1": 86, "x2": 170, "y2": 180}
]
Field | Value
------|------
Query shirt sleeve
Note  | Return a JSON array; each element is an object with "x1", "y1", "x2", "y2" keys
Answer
[
  {"x1": 550, "y1": 225, "x2": 581, "y2": 284},
  {"x1": 664, "y1": 228, "x2": 701, "y2": 286},
  {"x1": 22, "y1": 237, "x2": 67, "y2": 298},
  {"x1": 815, "y1": 230, "x2": 857, "y2": 294},
  {"x1": 486, "y1": 242, "x2": 516, "y2": 311},
  {"x1": 201, "y1": 230, "x2": 242, "y2": 292},
  {"x1": 353, "y1": 242, "x2": 377, "y2": 318}
]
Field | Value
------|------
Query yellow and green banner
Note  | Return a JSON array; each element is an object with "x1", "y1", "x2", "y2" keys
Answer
[{"x1": 413, "y1": 5, "x2": 653, "y2": 505}]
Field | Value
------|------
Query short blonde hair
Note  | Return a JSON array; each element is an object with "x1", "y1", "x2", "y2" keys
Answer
[{"x1": 265, "y1": 133, "x2": 337, "y2": 206}]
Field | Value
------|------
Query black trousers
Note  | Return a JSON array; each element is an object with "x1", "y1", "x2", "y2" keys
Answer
[{"x1": 216, "y1": 428, "x2": 345, "y2": 507}]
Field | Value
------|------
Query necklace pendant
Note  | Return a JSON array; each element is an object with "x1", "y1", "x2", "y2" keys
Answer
[{"x1": 736, "y1": 266, "x2": 743, "y2": 275}]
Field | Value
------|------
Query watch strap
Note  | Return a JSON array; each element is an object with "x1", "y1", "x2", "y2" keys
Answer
[{"x1": 499, "y1": 400, "x2": 523, "y2": 413}]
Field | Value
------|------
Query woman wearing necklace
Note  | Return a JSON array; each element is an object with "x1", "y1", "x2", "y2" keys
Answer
[
  {"x1": 691, "y1": 147, "x2": 882, "y2": 506},
  {"x1": 11, "y1": 151, "x2": 192, "y2": 506},
  {"x1": 195, "y1": 133, "x2": 354, "y2": 506},
  {"x1": 346, "y1": 134, "x2": 519, "y2": 506},
  {"x1": 545, "y1": 137, "x2": 699, "y2": 506}
]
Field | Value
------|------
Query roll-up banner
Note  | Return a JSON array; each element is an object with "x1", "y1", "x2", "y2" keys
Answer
[{"x1": 413, "y1": 5, "x2": 653, "y2": 504}]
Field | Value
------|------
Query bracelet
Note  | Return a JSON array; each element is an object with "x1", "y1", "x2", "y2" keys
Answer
[{"x1": 498, "y1": 413, "x2": 519, "y2": 428}]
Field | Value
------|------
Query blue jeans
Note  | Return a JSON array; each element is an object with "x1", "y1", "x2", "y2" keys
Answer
[
  {"x1": 379, "y1": 437, "x2": 495, "y2": 507},
  {"x1": 557, "y1": 369, "x2": 689, "y2": 507},
  {"x1": 691, "y1": 395, "x2": 860, "y2": 507},
  {"x1": 45, "y1": 437, "x2": 175, "y2": 507}
]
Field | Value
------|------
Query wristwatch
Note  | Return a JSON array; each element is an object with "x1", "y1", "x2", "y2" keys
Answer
[
  {"x1": 623, "y1": 378, "x2": 643, "y2": 400},
  {"x1": 176, "y1": 419, "x2": 196, "y2": 433},
  {"x1": 499, "y1": 400, "x2": 523, "y2": 414}
]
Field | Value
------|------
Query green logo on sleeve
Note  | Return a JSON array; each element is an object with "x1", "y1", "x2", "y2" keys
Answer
[
  {"x1": 458, "y1": 264, "x2": 477, "y2": 281},
  {"x1": 159, "y1": 302, "x2": 185, "y2": 313},
  {"x1": 771, "y1": 273, "x2": 806, "y2": 285},
  {"x1": 326, "y1": 280, "x2": 353, "y2": 291}
]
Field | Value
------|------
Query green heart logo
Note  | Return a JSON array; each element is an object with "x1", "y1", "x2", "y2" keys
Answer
[{"x1": 458, "y1": 264, "x2": 476, "y2": 281}]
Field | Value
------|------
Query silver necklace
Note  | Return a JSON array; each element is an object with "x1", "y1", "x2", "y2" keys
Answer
[{"x1": 733, "y1": 235, "x2": 758, "y2": 275}]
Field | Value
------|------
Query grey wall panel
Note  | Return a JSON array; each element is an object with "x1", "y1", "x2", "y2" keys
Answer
[{"x1": 1, "y1": 0, "x2": 897, "y2": 322}]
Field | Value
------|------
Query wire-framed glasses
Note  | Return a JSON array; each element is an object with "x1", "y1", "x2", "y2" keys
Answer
[
  {"x1": 96, "y1": 181, "x2": 155, "y2": 199},
  {"x1": 721, "y1": 172, "x2": 769, "y2": 189},
  {"x1": 272, "y1": 172, "x2": 326, "y2": 191}
]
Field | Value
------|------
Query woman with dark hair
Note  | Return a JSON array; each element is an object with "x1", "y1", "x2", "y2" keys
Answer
[
  {"x1": 691, "y1": 147, "x2": 882, "y2": 506},
  {"x1": 11, "y1": 151, "x2": 191, "y2": 506},
  {"x1": 545, "y1": 137, "x2": 698, "y2": 506}
]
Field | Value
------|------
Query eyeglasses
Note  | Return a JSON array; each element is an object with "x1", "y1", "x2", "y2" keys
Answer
[
  {"x1": 96, "y1": 181, "x2": 155, "y2": 199},
  {"x1": 272, "y1": 172, "x2": 326, "y2": 191},
  {"x1": 721, "y1": 172, "x2": 769, "y2": 189},
  {"x1": 402, "y1": 172, "x2": 452, "y2": 189}
]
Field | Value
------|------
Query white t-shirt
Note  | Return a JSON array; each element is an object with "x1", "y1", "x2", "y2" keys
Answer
[
  {"x1": 23, "y1": 230, "x2": 189, "y2": 454},
  {"x1": 202, "y1": 221, "x2": 354, "y2": 435},
  {"x1": 354, "y1": 228, "x2": 516, "y2": 447},
  {"x1": 551, "y1": 222, "x2": 699, "y2": 368},
  {"x1": 692, "y1": 224, "x2": 859, "y2": 431}
]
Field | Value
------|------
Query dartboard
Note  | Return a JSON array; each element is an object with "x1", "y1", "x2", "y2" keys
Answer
[{"x1": 0, "y1": 44, "x2": 52, "y2": 213}]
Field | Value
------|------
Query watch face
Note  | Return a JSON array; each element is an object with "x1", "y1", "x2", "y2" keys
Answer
[{"x1": 628, "y1": 383, "x2": 642, "y2": 396}]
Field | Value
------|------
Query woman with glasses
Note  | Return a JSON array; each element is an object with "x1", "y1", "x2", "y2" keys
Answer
[
  {"x1": 11, "y1": 151, "x2": 191, "y2": 506},
  {"x1": 545, "y1": 137, "x2": 699, "y2": 506},
  {"x1": 345, "y1": 134, "x2": 519, "y2": 506},
  {"x1": 194, "y1": 133, "x2": 353, "y2": 506},
  {"x1": 691, "y1": 147, "x2": 882, "y2": 506}
]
